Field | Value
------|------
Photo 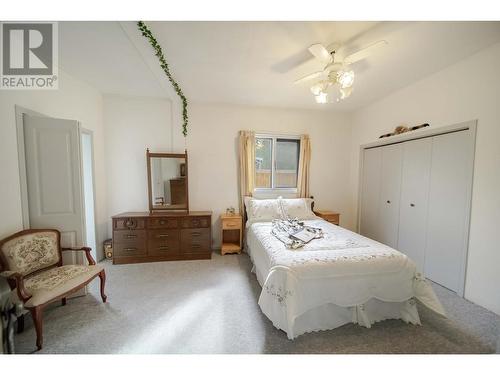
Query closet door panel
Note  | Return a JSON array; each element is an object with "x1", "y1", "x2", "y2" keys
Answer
[
  {"x1": 425, "y1": 131, "x2": 471, "y2": 292},
  {"x1": 359, "y1": 147, "x2": 382, "y2": 241},
  {"x1": 397, "y1": 138, "x2": 432, "y2": 270},
  {"x1": 378, "y1": 144, "x2": 403, "y2": 248}
]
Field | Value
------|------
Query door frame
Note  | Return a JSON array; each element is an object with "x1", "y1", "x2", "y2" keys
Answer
[
  {"x1": 357, "y1": 120, "x2": 477, "y2": 297},
  {"x1": 15, "y1": 107, "x2": 90, "y2": 251},
  {"x1": 80, "y1": 127, "x2": 99, "y2": 260}
]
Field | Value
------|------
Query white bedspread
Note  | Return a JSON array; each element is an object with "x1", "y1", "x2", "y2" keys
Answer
[{"x1": 246, "y1": 218, "x2": 445, "y2": 338}]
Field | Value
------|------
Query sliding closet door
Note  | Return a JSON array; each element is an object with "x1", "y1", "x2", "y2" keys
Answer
[
  {"x1": 397, "y1": 138, "x2": 432, "y2": 270},
  {"x1": 377, "y1": 144, "x2": 403, "y2": 248},
  {"x1": 425, "y1": 130, "x2": 472, "y2": 293},
  {"x1": 359, "y1": 147, "x2": 382, "y2": 240}
]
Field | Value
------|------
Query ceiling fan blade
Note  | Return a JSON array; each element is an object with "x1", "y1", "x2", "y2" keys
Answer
[
  {"x1": 344, "y1": 40, "x2": 388, "y2": 65},
  {"x1": 308, "y1": 44, "x2": 333, "y2": 65},
  {"x1": 294, "y1": 71, "x2": 324, "y2": 84}
]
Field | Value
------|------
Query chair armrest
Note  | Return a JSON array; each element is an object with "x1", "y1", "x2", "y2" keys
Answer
[
  {"x1": 61, "y1": 246, "x2": 96, "y2": 265},
  {"x1": 0, "y1": 271, "x2": 32, "y2": 302}
]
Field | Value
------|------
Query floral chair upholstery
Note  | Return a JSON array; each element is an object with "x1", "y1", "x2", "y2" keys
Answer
[{"x1": 0, "y1": 229, "x2": 107, "y2": 351}]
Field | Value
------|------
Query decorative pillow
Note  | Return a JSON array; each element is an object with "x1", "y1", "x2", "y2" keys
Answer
[
  {"x1": 280, "y1": 198, "x2": 315, "y2": 220},
  {"x1": 246, "y1": 198, "x2": 281, "y2": 222}
]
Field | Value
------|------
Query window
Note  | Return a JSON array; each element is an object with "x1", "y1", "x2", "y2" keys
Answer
[{"x1": 255, "y1": 135, "x2": 300, "y2": 190}]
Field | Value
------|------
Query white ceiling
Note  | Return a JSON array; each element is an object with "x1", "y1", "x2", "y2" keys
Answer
[{"x1": 59, "y1": 21, "x2": 500, "y2": 111}]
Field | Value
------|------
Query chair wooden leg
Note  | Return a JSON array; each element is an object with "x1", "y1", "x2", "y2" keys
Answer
[
  {"x1": 98, "y1": 270, "x2": 107, "y2": 303},
  {"x1": 30, "y1": 306, "x2": 43, "y2": 351},
  {"x1": 61, "y1": 297, "x2": 67, "y2": 306},
  {"x1": 17, "y1": 313, "x2": 25, "y2": 333}
]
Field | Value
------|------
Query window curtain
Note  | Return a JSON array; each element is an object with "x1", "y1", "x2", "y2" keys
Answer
[
  {"x1": 238, "y1": 130, "x2": 256, "y2": 216},
  {"x1": 297, "y1": 134, "x2": 311, "y2": 198}
]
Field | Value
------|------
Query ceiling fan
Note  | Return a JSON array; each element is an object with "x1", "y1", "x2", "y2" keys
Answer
[{"x1": 294, "y1": 40, "x2": 387, "y2": 103}]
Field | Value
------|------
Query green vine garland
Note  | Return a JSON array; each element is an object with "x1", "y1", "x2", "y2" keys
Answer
[{"x1": 137, "y1": 21, "x2": 188, "y2": 137}]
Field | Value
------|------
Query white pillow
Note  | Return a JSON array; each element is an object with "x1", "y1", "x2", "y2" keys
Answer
[
  {"x1": 246, "y1": 198, "x2": 280, "y2": 222},
  {"x1": 280, "y1": 198, "x2": 315, "y2": 219}
]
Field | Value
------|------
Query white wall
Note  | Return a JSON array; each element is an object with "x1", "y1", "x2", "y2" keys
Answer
[
  {"x1": 0, "y1": 69, "x2": 108, "y2": 260},
  {"x1": 103, "y1": 99, "x2": 354, "y2": 247},
  {"x1": 186, "y1": 103, "x2": 353, "y2": 247},
  {"x1": 103, "y1": 95, "x2": 174, "y2": 231},
  {"x1": 350, "y1": 43, "x2": 500, "y2": 314}
]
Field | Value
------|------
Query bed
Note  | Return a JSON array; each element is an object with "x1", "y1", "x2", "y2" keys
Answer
[{"x1": 244, "y1": 197, "x2": 445, "y2": 339}]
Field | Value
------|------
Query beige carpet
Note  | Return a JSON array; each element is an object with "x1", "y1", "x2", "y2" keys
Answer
[{"x1": 14, "y1": 252, "x2": 500, "y2": 354}]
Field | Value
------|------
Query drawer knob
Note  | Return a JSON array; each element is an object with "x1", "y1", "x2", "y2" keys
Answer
[
  {"x1": 123, "y1": 247, "x2": 137, "y2": 252},
  {"x1": 158, "y1": 246, "x2": 169, "y2": 251},
  {"x1": 157, "y1": 234, "x2": 169, "y2": 238},
  {"x1": 125, "y1": 234, "x2": 137, "y2": 239},
  {"x1": 192, "y1": 244, "x2": 201, "y2": 248},
  {"x1": 191, "y1": 232, "x2": 201, "y2": 237},
  {"x1": 386, "y1": 200, "x2": 391, "y2": 204},
  {"x1": 410, "y1": 203, "x2": 415, "y2": 207},
  {"x1": 160, "y1": 220, "x2": 165, "y2": 225}
]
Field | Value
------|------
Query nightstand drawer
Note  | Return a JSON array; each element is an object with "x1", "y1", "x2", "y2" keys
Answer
[
  {"x1": 222, "y1": 217, "x2": 241, "y2": 230},
  {"x1": 325, "y1": 216, "x2": 340, "y2": 225}
]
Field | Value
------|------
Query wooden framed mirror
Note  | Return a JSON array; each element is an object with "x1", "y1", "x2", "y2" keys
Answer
[{"x1": 146, "y1": 149, "x2": 189, "y2": 213}]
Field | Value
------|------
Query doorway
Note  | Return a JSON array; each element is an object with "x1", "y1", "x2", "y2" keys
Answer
[{"x1": 15, "y1": 106, "x2": 98, "y2": 262}]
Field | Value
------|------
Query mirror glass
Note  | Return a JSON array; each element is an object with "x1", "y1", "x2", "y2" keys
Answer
[{"x1": 149, "y1": 156, "x2": 187, "y2": 210}]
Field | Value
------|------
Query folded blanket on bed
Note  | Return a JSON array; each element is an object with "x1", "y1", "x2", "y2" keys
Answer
[{"x1": 271, "y1": 218, "x2": 324, "y2": 249}]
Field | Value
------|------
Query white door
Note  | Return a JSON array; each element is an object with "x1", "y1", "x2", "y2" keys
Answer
[
  {"x1": 397, "y1": 138, "x2": 433, "y2": 270},
  {"x1": 378, "y1": 143, "x2": 403, "y2": 248},
  {"x1": 23, "y1": 114, "x2": 86, "y2": 268},
  {"x1": 359, "y1": 147, "x2": 382, "y2": 240},
  {"x1": 425, "y1": 130, "x2": 472, "y2": 292}
]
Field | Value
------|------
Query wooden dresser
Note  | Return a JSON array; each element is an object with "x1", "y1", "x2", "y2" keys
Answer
[{"x1": 112, "y1": 211, "x2": 212, "y2": 264}]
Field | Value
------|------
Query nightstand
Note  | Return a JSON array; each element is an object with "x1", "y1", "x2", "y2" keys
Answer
[
  {"x1": 220, "y1": 214, "x2": 242, "y2": 255},
  {"x1": 314, "y1": 210, "x2": 340, "y2": 225}
]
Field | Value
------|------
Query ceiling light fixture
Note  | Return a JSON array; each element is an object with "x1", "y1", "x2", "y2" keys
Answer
[
  {"x1": 315, "y1": 92, "x2": 328, "y2": 104},
  {"x1": 337, "y1": 70, "x2": 355, "y2": 88},
  {"x1": 295, "y1": 40, "x2": 387, "y2": 104}
]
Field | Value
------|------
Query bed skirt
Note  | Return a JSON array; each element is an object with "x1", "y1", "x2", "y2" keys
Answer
[{"x1": 252, "y1": 263, "x2": 436, "y2": 339}]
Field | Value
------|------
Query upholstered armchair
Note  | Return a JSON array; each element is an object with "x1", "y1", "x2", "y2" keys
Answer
[{"x1": 0, "y1": 229, "x2": 107, "y2": 350}]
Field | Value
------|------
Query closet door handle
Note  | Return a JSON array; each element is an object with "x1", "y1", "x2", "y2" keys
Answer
[{"x1": 410, "y1": 203, "x2": 415, "y2": 207}]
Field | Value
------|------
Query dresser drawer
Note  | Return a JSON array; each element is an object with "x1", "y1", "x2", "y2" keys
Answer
[
  {"x1": 182, "y1": 216, "x2": 210, "y2": 228},
  {"x1": 148, "y1": 217, "x2": 179, "y2": 229},
  {"x1": 181, "y1": 228, "x2": 210, "y2": 253},
  {"x1": 148, "y1": 229, "x2": 180, "y2": 256},
  {"x1": 113, "y1": 230, "x2": 146, "y2": 243},
  {"x1": 114, "y1": 242, "x2": 147, "y2": 257},
  {"x1": 114, "y1": 217, "x2": 145, "y2": 230},
  {"x1": 222, "y1": 217, "x2": 241, "y2": 230}
]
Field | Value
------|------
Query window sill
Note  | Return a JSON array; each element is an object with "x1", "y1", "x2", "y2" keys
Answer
[{"x1": 253, "y1": 188, "x2": 298, "y2": 199}]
